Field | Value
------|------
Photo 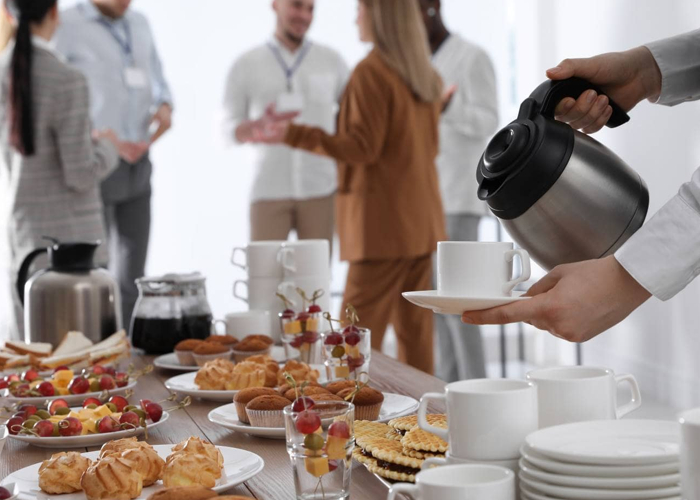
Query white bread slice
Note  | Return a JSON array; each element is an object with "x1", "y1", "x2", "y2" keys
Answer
[
  {"x1": 5, "y1": 354, "x2": 31, "y2": 368},
  {"x1": 87, "y1": 330, "x2": 128, "y2": 352},
  {"x1": 40, "y1": 330, "x2": 129, "y2": 369},
  {"x1": 4, "y1": 341, "x2": 52, "y2": 357},
  {"x1": 52, "y1": 331, "x2": 94, "y2": 357}
]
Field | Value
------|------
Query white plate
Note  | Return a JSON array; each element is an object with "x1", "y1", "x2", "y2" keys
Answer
[
  {"x1": 520, "y1": 473, "x2": 680, "y2": 500},
  {"x1": 402, "y1": 290, "x2": 529, "y2": 315},
  {"x1": 154, "y1": 346, "x2": 290, "y2": 372},
  {"x1": 520, "y1": 445, "x2": 679, "y2": 478},
  {"x1": 525, "y1": 420, "x2": 679, "y2": 466},
  {"x1": 165, "y1": 364, "x2": 327, "y2": 402},
  {"x1": 208, "y1": 393, "x2": 420, "y2": 439},
  {"x1": 520, "y1": 483, "x2": 680, "y2": 500},
  {"x1": 1, "y1": 380, "x2": 137, "y2": 406},
  {"x1": 8, "y1": 411, "x2": 169, "y2": 449},
  {"x1": 1, "y1": 444, "x2": 264, "y2": 499},
  {"x1": 518, "y1": 459, "x2": 680, "y2": 489}
]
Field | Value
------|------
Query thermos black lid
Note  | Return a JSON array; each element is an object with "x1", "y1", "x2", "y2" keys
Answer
[{"x1": 477, "y1": 77, "x2": 630, "y2": 220}]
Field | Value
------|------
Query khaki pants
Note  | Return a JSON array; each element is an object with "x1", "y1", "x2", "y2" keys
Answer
[
  {"x1": 342, "y1": 254, "x2": 434, "y2": 374},
  {"x1": 250, "y1": 194, "x2": 335, "y2": 245}
]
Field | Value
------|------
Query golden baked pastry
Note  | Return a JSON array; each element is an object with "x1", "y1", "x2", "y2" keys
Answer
[
  {"x1": 283, "y1": 385, "x2": 330, "y2": 401},
  {"x1": 174, "y1": 339, "x2": 204, "y2": 352},
  {"x1": 240, "y1": 334, "x2": 274, "y2": 346},
  {"x1": 81, "y1": 456, "x2": 142, "y2": 500},
  {"x1": 38, "y1": 452, "x2": 92, "y2": 494},
  {"x1": 224, "y1": 361, "x2": 266, "y2": 390},
  {"x1": 195, "y1": 358, "x2": 236, "y2": 390},
  {"x1": 245, "y1": 354, "x2": 280, "y2": 387},
  {"x1": 121, "y1": 445, "x2": 166, "y2": 487},
  {"x1": 99, "y1": 437, "x2": 143, "y2": 458},
  {"x1": 205, "y1": 334, "x2": 239, "y2": 346},
  {"x1": 146, "y1": 486, "x2": 217, "y2": 500},
  {"x1": 162, "y1": 453, "x2": 220, "y2": 488},
  {"x1": 325, "y1": 380, "x2": 358, "y2": 394},
  {"x1": 193, "y1": 342, "x2": 230, "y2": 355},
  {"x1": 170, "y1": 436, "x2": 224, "y2": 469},
  {"x1": 276, "y1": 360, "x2": 320, "y2": 386},
  {"x1": 234, "y1": 336, "x2": 271, "y2": 352}
]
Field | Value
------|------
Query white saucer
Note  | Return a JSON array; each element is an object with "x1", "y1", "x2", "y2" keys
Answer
[
  {"x1": 520, "y1": 482, "x2": 680, "y2": 500},
  {"x1": 1, "y1": 444, "x2": 264, "y2": 499},
  {"x1": 402, "y1": 290, "x2": 529, "y2": 315},
  {"x1": 520, "y1": 473, "x2": 681, "y2": 500},
  {"x1": 155, "y1": 345, "x2": 290, "y2": 372}
]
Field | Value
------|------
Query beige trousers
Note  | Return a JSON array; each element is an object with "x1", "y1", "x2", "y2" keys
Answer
[{"x1": 250, "y1": 194, "x2": 335, "y2": 245}]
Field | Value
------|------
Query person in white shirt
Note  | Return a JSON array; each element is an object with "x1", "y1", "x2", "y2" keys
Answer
[
  {"x1": 418, "y1": 0, "x2": 499, "y2": 381},
  {"x1": 461, "y1": 29, "x2": 700, "y2": 343},
  {"x1": 223, "y1": 0, "x2": 349, "y2": 244}
]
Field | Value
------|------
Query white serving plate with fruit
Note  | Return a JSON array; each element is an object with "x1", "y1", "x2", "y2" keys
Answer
[{"x1": 0, "y1": 444, "x2": 265, "y2": 499}]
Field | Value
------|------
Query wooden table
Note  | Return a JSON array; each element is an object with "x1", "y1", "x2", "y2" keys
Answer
[{"x1": 1, "y1": 351, "x2": 446, "y2": 498}]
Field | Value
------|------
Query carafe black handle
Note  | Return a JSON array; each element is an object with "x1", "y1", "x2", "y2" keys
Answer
[
  {"x1": 16, "y1": 248, "x2": 48, "y2": 306},
  {"x1": 525, "y1": 77, "x2": 630, "y2": 128}
]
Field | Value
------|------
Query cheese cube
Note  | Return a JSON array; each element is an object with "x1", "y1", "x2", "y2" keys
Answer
[
  {"x1": 346, "y1": 345, "x2": 360, "y2": 358},
  {"x1": 306, "y1": 318, "x2": 319, "y2": 332},
  {"x1": 53, "y1": 379, "x2": 70, "y2": 389},
  {"x1": 67, "y1": 411, "x2": 81, "y2": 420},
  {"x1": 56, "y1": 387, "x2": 69, "y2": 396},
  {"x1": 93, "y1": 405, "x2": 112, "y2": 418},
  {"x1": 326, "y1": 435, "x2": 347, "y2": 460},
  {"x1": 77, "y1": 409, "x2": 95, "y2": 421},
  {"x1": 305, "y1": 457, "x2": 330, "y2": 477},
  {"x1": 335, "y1": 365, "x2": 350, "y2": 379},
  {"x1": 83, "y1": 419, "x2": 97, "y2": 434},
  {"x1": 53, "y1": 370, "x2": 74, "y2": 382},
  {"x1": 298, "y1": 342, "x2": 310, "y2": 352},
  {"x1": 284, "y1": 321, "x2": 302, "y2": 334}
]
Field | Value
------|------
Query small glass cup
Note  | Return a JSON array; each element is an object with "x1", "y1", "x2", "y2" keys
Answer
[
  {"x1": 284, "y1": 400, "x2": 355, "y2": 500},
  {"x1": 320, "y1": 327, "x2": 371, "y2": 382},
  {"x1": 281, "y1": 311, "x2": 323, "y2": 364}
]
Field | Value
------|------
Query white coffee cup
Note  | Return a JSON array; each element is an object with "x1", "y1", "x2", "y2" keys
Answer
[
  {"x1": 422, "y1": 453, "x2": 519, "y2": 474},
  {"x1": 437, "y1": 241, "x2": 530, "y2": 297},
  {"x1": 680, "y1": 408, "x2": 700, "y2": 500},
  {"x1": 215, "y1": 311, "x2": 271, "y2": 338},
  {"x1": 233, "y1": 277, "x2": 283, "y2": 306},
  {"x1": 231, "y1": 241, "x2": 285, "y2": 278},
  {"x1": 387, "y1": 464, "x2": 515, "y2": 500},
  {"x1": 419, "y1": 379, "x2": 538, "y2": 461},
  {"x1": 277, "y1": 239, "x2": 330, "y2": 278},
  {"x1": 526, "y1": 366, "x2": 641, "y2": 428}
]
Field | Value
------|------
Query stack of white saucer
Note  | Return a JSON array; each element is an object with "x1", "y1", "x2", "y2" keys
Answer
[{"x1": 519, "y1": 420, "x2": 681, "y2": 500}]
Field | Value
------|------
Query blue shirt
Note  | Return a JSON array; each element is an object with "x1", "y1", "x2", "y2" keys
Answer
[{"x1": 54, "y1": 1, "x2": 172, "y2": 142}]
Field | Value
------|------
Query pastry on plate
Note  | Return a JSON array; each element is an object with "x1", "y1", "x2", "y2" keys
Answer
[
  {"x1": 195, "y1": 358, "x2": 236, "y2": 390},
  {"x1": 401, "y1": 426, "x2": 448, "y2": 454},
  {"x1": 81, "y1": 456, "x2": 142, "y2": 500},
  {"x1": 232, "y1": 336, "x2": 272, "y2": 362},
  {"x1": 245, "y1": 394, "x2": 291, "y2": 427},
  {"x1": 170, "y1": 436, "x2": 224, "y2": 469},
  {"x1": 121, "y1": 445, "x2": 166, "y2": 487},
  {"x1": 245, "y1": 354, "x2": 279, "y2": 387},
  {"x1": 282, "y1": 385, "x2": 330, "y2": 401},
  {"x1": 162, "y1": 453, "x2": 221, "y2": 488},
  {"x1": 234, "y1": 387, "x2": 279, "y2": 424},
  {"x1": 276, "y1": 360, "x2": 320, "y2": 386},
  {"x1": 99, "y1": 437, "x2": 144, "y2": 458},
  {"x1": 336, "y1": 386, "x2": 384, "y2": 421},
  {"x1": 325, "y1": 380, "x2": 357, "y2": 395},
  {"x1": 353, "y1": 421, "x2": 423, "y2": 483},
  {"x1": 205, "y1": 334, "x2": 239, "y2": 347},
  {"x1": 193, "y1": 342, "x2": 232, "y2": 367},
  {"x1": 174, "y1": 339, "x2": 205, "y2": 366},
  {"x1": 38, "y1": 451, "x2": 92, "y2": 494},
  {"x1": 146, "y1": 486, "x2": 217, "y2": 500},
  {"x1": 225, "y1": 361, "x2": 266, "y2": 390}
]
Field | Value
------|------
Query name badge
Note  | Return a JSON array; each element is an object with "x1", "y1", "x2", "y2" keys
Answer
[
  {"x1": 276, "y1": 92, "x2": 304, "y2": 113},
  {"x1": 125, "y1": 67, "x2": 148, "y2": 89}
]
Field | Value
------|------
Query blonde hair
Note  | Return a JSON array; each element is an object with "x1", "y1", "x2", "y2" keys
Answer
[{"x1": 361, "y1": 0, "x2": 442, "y2": 102}]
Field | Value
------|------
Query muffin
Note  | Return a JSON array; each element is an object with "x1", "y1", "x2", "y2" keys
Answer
[
  {"x1": 276, "y1": 360, "x2": 320, "y2": 386},
  {"x1": 205, "y1": 334, "x2": 239, "y2": 348},
  {"x1": 283, "y1": 385, "x2": 330, "y2": 401},
  {"x1": 224, "y1": 361, "x2": 266, "y2": 390},
  {"x1": 234, "y1": 387, "x2": 279, "y2": 424},
  {"x1": 337, "y1": 386, "x2": 384, "y2": 420},
  {"x1": 146, "y1": 486, "x2": 217, "y2": 500},
  {"x1": 174, "y1": 339, "x2": 204, "y2": 366},
  {"x1": 325, "y1": 380, "x2": 358, "y2": 395},
  {"x1": 193, "y1": 342, "x2": 232, "y2": 367},
  {"x1": 309, "y1": 393, "x2": 344, "y2": 402},
  {"x1": 277, "y1": 380, "x2": 322, "y2": 396},
  {"x1": 232, "y1": 336, "x2": 272, "y2": 362},
  {"x1": 195, "y1": 358, "x2": 236, "y2": 390},
  {"x1": 245, "y1": 394, "x2": 291, "y2": 427}
]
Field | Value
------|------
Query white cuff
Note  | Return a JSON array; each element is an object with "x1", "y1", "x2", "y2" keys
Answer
[{"x1": 645, "y1": 29, "x2": 700, "y2": 107}]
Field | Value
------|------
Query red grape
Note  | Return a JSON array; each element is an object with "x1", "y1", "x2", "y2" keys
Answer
[
  {"x1": 104, "y1": 366, "x2": 117, "y2": 376},
  {"x1": 308, "y1": 304, "x2": 322, "y2": 314},
  {"x1": 0, "y1": 379, "x2": 7, "y2": 390},
  {"x1": 347, "y1": 354, "x2": 365, "y2": 371},
  {"x1": 324, "y1": 332, "x2": 343, "y2": 346},
  {"x1": 119, "y1": 411, "x2": 141, "y2": 429},
  {"x1": 291, "y1": 396, "x2": 315, "y2": 412},
  {"x1": 97, "y1": 416, "x2": 120, "y2": 433},
  {"x1": 290, "y1": 336, "x2": 304, "y2": 349},
  {"x1": 296, "y1": 312, "x2": 310, "y2": 322},
  {"x1": 109, "y1": 395, "x2": 129, "y2": 412},
  {"x1": 11, "y1": 383, "x2": 31, "y2": 397},
  {"x1": 92, "y1": 365, "x2": 106, "y2": 375},
  {"x1": 139, "y1": 399, "x2": 152, "y2": 410},
  {"x1": 68, "y1": 376, "x2": 90, "y2": 394},
  {"x1": 115, "y1": 372, "x2": 129, "y2": 388},
  {"x1": 295, "y1": 410, "x2": 321, "y2": 434},
  {"x1": 37, "y1": 381, "x2": 55, "y2": 397},
  {"x1": 54, "y1": 365, "x2": 70, "y2": 373},
  {"x1": 22, "y1": 369, "x2": 40, "y2": 382},
  {"x1": 34, "y1": 420, "x2": 55, "y2": 437},
  {"x1": 328, "y1": 421, "x2": 350, "y2": 439},
  {"x1": 342, "y1": 325, "x2": 360, "y2": 335},
  {"x1": 0, "y1": 486, "x2": 11, "y2": 499},
  {"x1": 48, "y1": 399, "x2": 69, "y2": 416},
  {"x1": 82, "y1": 397, "x2": 102, "y2": 408},
  {"x1": 301, "y1": 331, "x2": 319, "y2": 344},
  {"x1": 328, "y1": 459, "x2": 339, "y2": 472},
  {"x1": 281, "y1": 309, "x2": 295, "y2": 319},
  {"x1": 18, "y1": 404, "x2": 38, "y2": 418},
  {"x1": 145, "y1": 402, "x2": 163, "y2": 422},
  {"x1": 344, "y1": 332, "x2": 361, "y2": 346},
  {"x1": 99, "y1": 375, "x2": 116, "y2": 391},
  {"x1": 6, "y1": 416, "x2": 24, "y2": 435},
  {"x1": 6, "y1": 374, "x2": 20, "y2": 382},
  {"x1": 58, "y1": 417, "x2": 82, "y2": 437}
]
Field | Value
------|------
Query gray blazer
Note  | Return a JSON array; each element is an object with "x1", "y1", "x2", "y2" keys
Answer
[{"x1": 0, "y1": 42, "x2": 119, "y2": 270}]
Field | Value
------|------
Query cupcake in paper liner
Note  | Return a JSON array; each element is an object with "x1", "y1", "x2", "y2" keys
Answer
[
  {"x1": 245, "y1": 395, "x2": 290, "y2": 427},
  {"x1": 337, "y1": 386, "x2": 384, "y2": 421},
  {"x1": 234, "y1": 387, "x2": 279, "y2": 424}
]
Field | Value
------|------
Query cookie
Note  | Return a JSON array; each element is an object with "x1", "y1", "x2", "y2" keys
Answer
[
  {"x1": 401, "y1": 426, "x2": 449, "y2": 454},
  {"x1": 362, "y1": 436, "x2": 425, "y2": 469},
  {"x1": 387, "y1": 414, "x2": 447, "y2": 432},
  {"x1": 385, "y1": 429, "x2": 402, "y2": 441},
  {"x1": 355, "y1": 420, "x2": 392, "y2": 449},
  {"x1": 401, "y1": 447, "x2": 444, "y2": 459}
]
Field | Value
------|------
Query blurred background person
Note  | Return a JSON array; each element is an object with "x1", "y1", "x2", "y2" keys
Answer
[
  {"x1": 0, "y1": 2, "x2": 14, "y2": 51},
  {"x1": 244, "y1": 0, "x2": 447, "y2": 374},
  {"x1": 54, "y1": 0, "x2": 173, "y2": 331},
  {"x1": 0, "y1": 0, "x2": 122, "y2": 339},
  {"x1": 419, "y1": 0, "x2": 499, "y2": 381},
  {"x1": 223, "y1": 0, "x2": 348, "y2": 246}
]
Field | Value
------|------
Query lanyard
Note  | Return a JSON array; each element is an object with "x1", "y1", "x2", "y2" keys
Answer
[
  {"x1": 267, "y1": 41, "x2": 312, "y2": 91},
  {"x1": 98, "y1": 18, "x2": 133, "y2": 64}
]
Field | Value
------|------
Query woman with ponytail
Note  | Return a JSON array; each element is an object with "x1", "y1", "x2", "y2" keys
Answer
[
  {"x1": 245, "y1": 0, "x2": 447, "y2": 374},
  {"x1": 0, "y1": 0, "x2": 122, "y2": 338}
]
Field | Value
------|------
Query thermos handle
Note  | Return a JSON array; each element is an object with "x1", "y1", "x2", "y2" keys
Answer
[
  {"x1": 16, "y1": 248, "x2": 48, "y2": 306},
  {"x1": 527, "y1": 77, "x2": 630, "y2": 128}
]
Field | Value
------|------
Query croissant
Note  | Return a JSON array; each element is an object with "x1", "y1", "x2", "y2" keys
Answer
[
  {"x1": 195, "y1": 358, "x2": 236, "y2": 390},
  {"x1": 38, "y1": 452, "x2": 91, "y2": 494},
  {"x1": 121, "y1": 445, "x2": 166, "y2": 487},
  {"x1": 162, "y1": 453, "x2": 221, "y2": 488},
  {"x1": 81, "y1": 456, "x2": 142, "y2": 500},
  {"x1": 170, "y1": 436, "x2": 224, "y2": 469}
]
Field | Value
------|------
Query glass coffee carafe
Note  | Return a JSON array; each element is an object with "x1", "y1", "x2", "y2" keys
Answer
[{"x1": 130, "y1": 273, "x2": 213, "y2": 354}]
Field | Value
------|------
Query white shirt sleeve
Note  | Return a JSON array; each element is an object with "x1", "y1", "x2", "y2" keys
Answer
[
  {"x1": 222, "y1": 58, "x2": 250, "y2": 146},
  {"x1": 614, "y1": 29, "x2": 700, "y2": 300}
]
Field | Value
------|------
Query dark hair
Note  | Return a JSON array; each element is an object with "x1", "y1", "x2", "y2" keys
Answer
[{"x1": 8, "y1": 0, "x2": 57, "y2": 156}]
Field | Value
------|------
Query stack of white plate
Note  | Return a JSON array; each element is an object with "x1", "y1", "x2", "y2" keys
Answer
[{"x1": 519, "y1": 420, "x2": 681, "y2": 500}]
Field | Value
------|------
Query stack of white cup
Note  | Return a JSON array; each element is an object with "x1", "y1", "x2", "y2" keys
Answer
[{"x1": 232, "y1": 239, "x2": 331, "y2": 341}]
